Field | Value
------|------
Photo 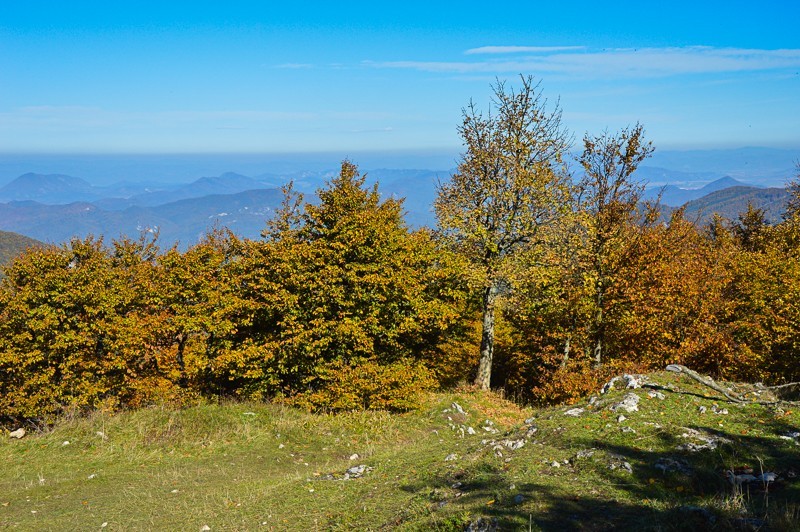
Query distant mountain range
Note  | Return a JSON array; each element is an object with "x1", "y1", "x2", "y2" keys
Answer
[
  {"x1": 0, "y1": 188, "x2": 284, "y2": 247},
  {"x1": 680, "y1": 186, "x2": 790, "y2": 225},
  {"x1": 0, "y1": 159, "x2": 795, "y2": 247},
  {"x1": 644, "y1": 176, "x2": 759, "y2": 206}
]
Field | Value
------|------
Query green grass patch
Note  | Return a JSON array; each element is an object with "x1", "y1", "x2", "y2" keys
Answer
[{"x1": 2, "y1": 373, "x2": 800, "y2": 530}]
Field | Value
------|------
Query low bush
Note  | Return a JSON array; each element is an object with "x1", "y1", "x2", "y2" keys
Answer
[{"x1": 285, "y1": 357, "x2": 437, "y2": 412}]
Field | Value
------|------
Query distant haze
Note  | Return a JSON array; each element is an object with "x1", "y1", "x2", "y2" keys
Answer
[{"x1": 0, "y1": 150, "x2": 459, "y2": 187}]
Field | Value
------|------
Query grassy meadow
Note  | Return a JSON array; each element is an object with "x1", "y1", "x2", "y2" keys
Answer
[{"x1": 2, "y1": 371, "x2": 799, "y2": 531}]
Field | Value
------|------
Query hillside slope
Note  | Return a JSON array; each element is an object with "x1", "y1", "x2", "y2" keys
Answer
[
  {"x1": 0, "y1": 230, "x2": 43, "y2": 267},
  {"x1": 682, "y1": 186, "x2": 790, "y2": 224},
  {"x1": 2, "y1": 371, "x2": 798, "y2": 530}
]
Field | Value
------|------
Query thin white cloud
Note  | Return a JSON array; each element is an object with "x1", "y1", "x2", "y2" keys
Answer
[
  {"x1": 366, "y1": 46, "x2": 800, "y2": 79},
  {"x1": 274, "y1": 63, "x2": 314, "y2": 69},
  {"x1": 465, "y1": 46, "x2": 585, "y2": 55}
]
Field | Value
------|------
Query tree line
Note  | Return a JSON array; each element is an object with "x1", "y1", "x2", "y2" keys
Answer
[{"x1": 2, "y1": 76, "x2": 799, "y2": 423}]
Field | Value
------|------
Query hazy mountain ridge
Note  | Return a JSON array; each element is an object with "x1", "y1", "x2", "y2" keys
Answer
[
  {"x1": 644, "y1": 176, "x2": 758, "y2": 207},
  {"x1": 681, "y1": 186, "x2": 790, "y2": 225},
  {"x1": 0, "y1": 188, "x2": 284, "y2": 248},
  {"x1": 0, "y1": 146, "x2": 797, "y2": 247}
]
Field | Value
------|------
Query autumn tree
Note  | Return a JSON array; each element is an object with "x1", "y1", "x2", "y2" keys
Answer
[
  {"x1": 784, "y1": 162, "x2": 800, "y2": 220},
  {"x1": 234, "y1": 160, "x2": 473, "y2": 404},
  {"x1": 435, "y1": 76, "x2": 571, "y2": 389},
  {"x1": 577, "y1": 123, "x2": 655, "y2": 367},
  {"x1": 0, "y1": 235, "x2": 168, "y2": 422}
]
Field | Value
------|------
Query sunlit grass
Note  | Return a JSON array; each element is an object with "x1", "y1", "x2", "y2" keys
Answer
[{"x1": 2, "y1": 373, "x2": 799, "y2": 530}]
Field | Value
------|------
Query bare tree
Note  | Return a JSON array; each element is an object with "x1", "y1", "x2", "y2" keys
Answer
[{"x1": 435, "y1": 76, "x2": 571, "y2": 390}]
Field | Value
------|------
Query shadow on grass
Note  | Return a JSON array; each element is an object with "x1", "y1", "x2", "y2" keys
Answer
[{"x1": 396, "y1": 415, "x2": 800, "y2": 531}]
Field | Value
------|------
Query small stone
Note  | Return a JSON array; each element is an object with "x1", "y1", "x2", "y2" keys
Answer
[
  {"x1": 444, "y1": 453, "x2": 458, "y2": 462},
  {"x1": 200, "y1": 526, "x2": 211, "y2": 532},
  {"x1": 513, "y1": 494, "x2": 525, "y2": 504},
  {"x1": 698, "y1": 406, "x2": 707, "y2": 414},
  {"x1": 647, "y1": 390, "x2": 666, "y2": 400},
  {"x1": 278, "y1": 443, "x2": 285, "y2": 449},
  {"x1": 654, "y1": 457, "x2": 693, "y2": 474},
  {"x1": 504, "y1": 439, "x2": 525, "y2": 450},
  {"x1": 9, "y1": 428, "x2": 25, "y2": 439},
  {"x1": 623, "y1": 374, "x2": 641, "y2": 389},
  {"x1": 576, "y1": 449, "x2": 596, "y2": 459},
  {"x1": 621, "y1": 426, "x2": 636, "y2": 434},
  {"x1": 621, "y1": 461, "x2": 633, "y2": 473},
  {"x1": 347, "y1": 465, "x2": 367, "y2": 477},
  {"x1": 96, "y1": 431, "x2": 107, "y2": 440},
  {"x1": 601, "y1": 376, "x2": 620, "y2": 394},
  {"x1": 171, "y1": 489, "x2": 179, "y2": 493},
  {"x1": 564, "y1": 407, "x2": 585, "y2": 417},
  {"x1": 101, "y1": 523, "x2": 108, "y2": 528},
  {"x1": 451, "y1": 402, "x2": 466, "y2": 415},
  {"x1": 617, "y1": 415, "x2": 626, "y2": 423},
  {"x1": 465, "y1": 517, "x2": 498, "y2": 532},
  {"x1": 88, "y1": 474, "x2": 97, "y2": 479},
  {"x1": 62, "y1": 441, "x2": 70, "y2": 446},
  {"x1": 551, "y1": 461, "x2": 561, "y2": 468},
  {"x1": 349, "y1": 453, "x2": 359, "y2": 460},
  {"x1": 467, "y1": 426, "x2": 476, "y2": 435}
]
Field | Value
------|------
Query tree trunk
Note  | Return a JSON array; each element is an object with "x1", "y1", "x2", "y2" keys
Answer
[
  {"x1": 561, "y1": 334, "x2": 572, "y2": 369},
  {"x1": 592, "y1": 276, "x2": 604, "y2": 368},
  {"x1": 592, "y1": 307, "x2": 603, "y2": 368},
  {"x1": 475, "y1": 280, "x2": 499, "y2": 390},
  {"x1": 176, "y1": 334, "x2": 187, "y2": 387}
]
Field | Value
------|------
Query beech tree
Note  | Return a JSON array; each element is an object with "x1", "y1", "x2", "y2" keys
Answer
[
  {"x1": 435, "y1": 76, "x2": 571, "y2": 389},
  {"x1": 577, "y1": 123, "x2": 654, "y2": 367}
]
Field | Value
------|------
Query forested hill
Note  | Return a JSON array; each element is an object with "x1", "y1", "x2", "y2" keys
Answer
[
  {"x1": 0, "y1": 230, "x2": 43, "y2": 267},
  {"x1": 681, "y1": 185, "x2": 790, "y2": 224}
]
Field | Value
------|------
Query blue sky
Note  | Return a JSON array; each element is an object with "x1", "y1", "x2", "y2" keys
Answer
[{"x1": 1, "y1": 1, "x2": 798, "y2": 154}]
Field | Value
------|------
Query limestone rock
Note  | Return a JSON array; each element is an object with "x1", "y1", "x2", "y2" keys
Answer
[
  {"x1": 9, "y1": 428, "x2": 25, "y2": 439},
  {"x1": 466, "y1": 517, "x2": 498, "y2": 532},
  {"x1": 451, "y1": 402, "x2": 466, "y2": 415},
  {"x1": 610, "y1": 393, "x2": 640, "y2": 413}
]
